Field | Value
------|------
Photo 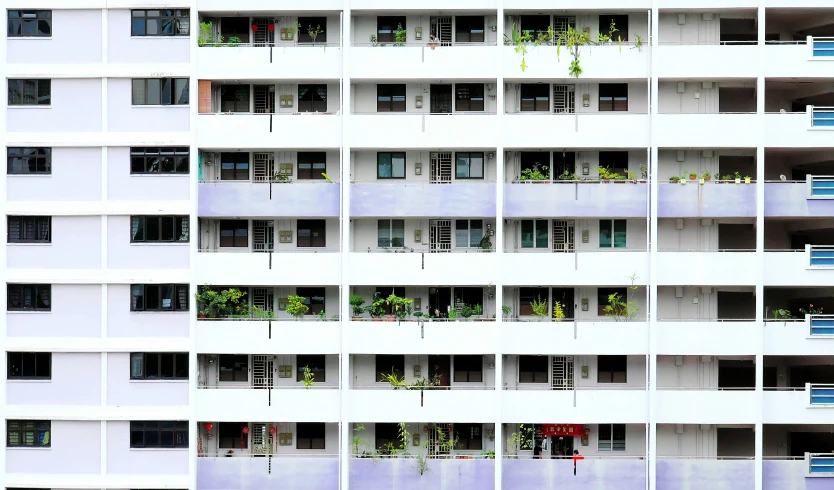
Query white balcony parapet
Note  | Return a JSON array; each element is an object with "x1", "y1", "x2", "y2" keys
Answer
[
  {"x1": 502, "y1": 387, "x2": 647, "y2": 424},
  {"x1": 196, "y1": 113, "x2": 341, "y2": 149},
  {"x1": 197, "y1": 44, "x2": 341, "y2": 79},
  {"x1": 656, "y1": 320, "x2": 758, "y2": 355},
  {"x1": 351, "y1": 43, "x2": 498, "y2": 79},
  {"x1": 346, "y1": 320, "x2": 497, "y2": 355},
  {"x1": 502, "y1": 250, "x2": 648, "y2": 287},
  {"x1": 196, "y1": 319, "x2": 341, "y2": 354},
  {"x1": 194, "y1": 251, "x2": 341, "y2": 286},
  {"x1": 194, "y1": 385, "x2": 341, "y2": 422},
  {"x1": 655, "y1": 388, "x2": 758, "y2": 424},
  {"x1": 501, "y1": 321, "x2": 648, "y2": 355}
]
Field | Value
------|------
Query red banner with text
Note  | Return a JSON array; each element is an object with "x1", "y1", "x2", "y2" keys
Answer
[{"x1": 537, "y1": 424, "x2": 585, "y2": 437}]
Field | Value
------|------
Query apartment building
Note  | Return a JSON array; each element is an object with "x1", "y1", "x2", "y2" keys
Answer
[{"x1": 3, "y1": 1, "x2": 834, "y2": 490}]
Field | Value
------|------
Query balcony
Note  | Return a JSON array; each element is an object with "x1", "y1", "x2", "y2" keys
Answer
[
  {"x1": 657, "y1": 459, "x2": 754, "y2": 489},
  {"x1": 763, "y1": 459, "x2": 828, "y2": 489},
  {"x1": 656, "y1": 252, "x2": 757, "y2": 285},
  {"x1": 501, "y1": 321, "x2": 648, "y2": 355},
  {"x1": 196, "y1": 319, "x2": 340, "y2": 354},
  {"x1": 762, "y1": 250, "x2": 834, "y2": 286},
  {"x1": 197, "y1": 114, "x2": 341, "y2": 149},
  {"x1": 346, "y1": 388, "x2": 496, "y2": 423},
  {"x1": 198, "y1": 182, "x2": 339, "y2": 218},
  {"x1": 351, "y1": 458, "x2": 494, "y2": 490},
  {"x1": 765, "y1": 108, "x2": 834, "y2": 148},
  {"x1": 763, "y1": 388, "x2": 834, "y2": 424},
  {"x1": 197, "y1": 45, "x2": 341, "y2": 80},
  {"x1": 351, "y1": 43, "x2": 497, "y2": 79},
  {"x1": 502, "y1": 251, "x2": 648, "y2": 287},
  {"x1": 351, "y1": 182, "x2": 495, "y2": 218},
  {"x1": 655, "y1": 44, "x2": 759, "y2": 78},
  {"x1": 349, "y1": 114, "x2": 498, "y2": 149},
  {"x1": 503, "y1": 458, "x2": 645, "y2": 489},
  {"x1": 657, "y1": 321, "x2": 758, "y2": 355},
  {"x1": 765, "y1": 181, "x2": 834, "y2": 217},
  {"x1": 198, "y1": 456, "x2": 338, "y2": 490},
  {"x1": 194, "y1": 252, "x2": 340, "y2": 286},
  {"x1": 503, "y1": 44, "x2": 648, "y2": 80},
  {"x1": 504, "y1": 181, "x2": 647, "y2": 218},
  {"x1": 763, "y1": 38, "x2": 834, "y2": 77},
  {"x1": 658, "y1": 181, "x2": 756, "y2": 218},
  {"x1": 503, "y1": 114, "x2": 649, "y2": 148},
  {"x1": 348, "y1": 252, "x2": 496, "y2": 286},
  {"x1": 502, "y1": 388, "x2": 647, "y2": 424},
  {"x1": 195, "y1": 387, "x2": 340, "y2": 422},
  {"x1": 346, "y1": 320, "x2": 498, "y2": 355},
  {"x1": 655, "y1": 113, "x2": 759, "y2": 147},
  {"x1": 655, "y1": 390, "x2": 758, "y2": 424}
]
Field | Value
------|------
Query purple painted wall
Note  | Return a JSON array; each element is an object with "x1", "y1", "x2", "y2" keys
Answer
[
  {"x1": 106, "y1": 353, "x2": 189, "y2": 406},
  {"x1": 7, "y1": 10, "x2": 102, "y2": 64},
  {"x1": 763, "y1": 460, "x2": 834, "y2": 490},
  {"x1": 7, "y1": 216, "x2": 101, "y2": 269},
  {"x1": 106, "y1": 285, "x2": 190, "y2": 338},
  {"x1": 504, "y1": 182, "x2": 647, "y2": 218},
  {"x1": 7, "y1": 148, "x2": 102, "y2": 201},
  {"x1": 656, "y1": 459, "x2": 754, "y2": 490},
  {"x1": 7, "y1": 353, "x2": 101, "y2": 406},
  {"x1": 350, "y1": 458, "x2": 495, "y2": 490},
  {"x1": 107, "y1": 148, "x2": 191, "y2": 200},
  {"x1": 107, "y1": 79, "x2": 190, "y2": 132},
  {"x1": 107, "y1": 421, "x2": 189, "y2": 475},
  {"x1": 107, "y1": 216, "x2": 191, "y2": 269},
  {"x1": 6, "y1": 421, "x2": 101, "y2": 474},
  {"x1": 107, "y1": 9, "x2": 190, "y2": 63},
  {"x1": 7, "y1": 79, "x2": 102, "y2": 132},
  {"x1": 198, "y1": 457, "x2": 338, "y2": 490},
  {"x1": 503, "y1": 458, "x2": 644, "y2": 490},
  {"x1": 351, "y1": 183, "x2": 496, "y2": 218},
  {"x1": 764, "y1": 183, "x2": 834, "y2": 217},
  {"x1": 7, "y1": 284, "x2": 102, "y2": 337},
  {"x1": 658, "y1": 183, "x2": 756, "y2": 218},
  {"x1": 198, "y1": 182, "x2": 340, "y2": 217}
]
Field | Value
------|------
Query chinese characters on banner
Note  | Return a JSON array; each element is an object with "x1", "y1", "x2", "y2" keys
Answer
[{"x1": 537, "y1": 424, "x2": 585, "y2": 437}]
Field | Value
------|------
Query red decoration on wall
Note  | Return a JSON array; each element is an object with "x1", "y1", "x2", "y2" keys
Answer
[
  {"x1": 537, "y1": 424, "x2": 585, "y2": 437},
  {"x1": 242, "y1": 426, "x2": 250, "y2": 434},
  {"x1": 268, "y1": 24, "x2": 275, "y2": 32},
  {"x1": 251, "y1": 24, "x2": 259, "y2": 32},
  {"x1": 269, "y1": 426, "x2": 277, "y2": 435},
  {"x1": 205, "y1": 422, "x2": 213, "y2": 433}
]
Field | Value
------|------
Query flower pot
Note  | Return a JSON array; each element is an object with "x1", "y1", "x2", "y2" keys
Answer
[
  {"x1": 689, "y1": 175, "x2": 696, "y2": 180},
  {"x1": 744, "y1": 177, "x2": 751, "y2": 184},
  {"x1": 735, "y1": 178, "x2": 741, "y2": 184},
  {"x1": 704, "y1": 177, "x2": 710, "y2": 181},
  {"x1": 372, "y1": 316, "x2": 382, "y2": 322},
  {"x1": 352, "y1": 315, "x2": 363, "y2": 321},
  {"x1": 698, "y1": 178, "x2": 705, "y2": 185},
  {"x1": 198, "y1": 313, "x2": 207, "y2": 319},
  {"x1": 386, "y1": 315, "x2": 396, "y2": 322}
]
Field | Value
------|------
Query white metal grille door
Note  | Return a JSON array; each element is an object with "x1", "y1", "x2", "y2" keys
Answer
[
  {"x1": 430, "y1": 220, "x2": 452, "y2": 252},
  {"x1": 553, "y1": 85, "x2": 576, "y2": 113},
  {"x1": 552, "y1": 16, "x2": 576, "y2": 34},
  {"x1": 251, "y1": 423, "x2": 272, "y2": 454},
  {"x1": 551, "y1": 356, "x2": 574, "y2": 390},
  {"x1": 552, "y1": 220, "x2": 575, "y2": 252},
  {"x1": 431, "y1": 17, "x2": 452, "y2": 45},
  {"x1": 252, "y1": 18, "x2": 275, "y2": 46},
  {"x1": 428, "y1": 424, "x2": 453, "y2": 456},
  {"x1": 254, "y1": 85, "x2": 275, "y2": 114},
  {"x1": 430, "y1": 152, "x2": 453, "y2": 184},
  {"x1": 252, "y1": 355, "x2": 274, "y2": 389},
  {"x1": 253, "y1": 221, "x2": 275, "y2": 252},
  {"x1": 252, "y1": 287, "x2": 274, "y2": 312},
  {"x1": 253, "y1": 153, "x2": 275, "y2": 182}
]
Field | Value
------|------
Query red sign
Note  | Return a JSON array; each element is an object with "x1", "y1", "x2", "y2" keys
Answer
[{"x1": 538, "y1": 424, "x2": 584, "y2": 437}]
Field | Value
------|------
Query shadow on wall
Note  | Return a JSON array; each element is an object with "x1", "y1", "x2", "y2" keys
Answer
[
  {"x1": 502, "y1": 459, "x2": 645, "y2": 490},
  {"x1": 350, "y1": 458, "x2": 496, "y2": 490}
]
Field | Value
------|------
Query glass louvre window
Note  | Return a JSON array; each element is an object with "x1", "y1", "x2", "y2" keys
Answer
[
  {"x1": 598, "y1": 423, "x2": 626, "y2": 451},
  {"x1": 297, "y1": 152, "x2": 326, "y2": 180},
  {"x1": 7, "y1": 216, "x2": 51, "y2": 243},
  {"x1": 377, "y1": 220, "x2": 405, "y2": 248},
  {"x1": 599, "y1": 220, "x2": 626, "y2": 248},
  {"x1": 7, "y1": 284, "x2": 51, "y2": 311},
  {"x1": 455, "y1": 152, "x2": 484, "y2": 179},
  {"x1": 376, "y1": 85, "x2": 406, "y2": 112},
  {"x1": 377, "y1": 153, "x2": 405, "y2": 179},
  {"x1": 520, "y1": 84, "x2": 549, "y2": 112},
  {"x1": 455, "y1": 84, "x2": 485, "y2": 111},
  {"x1": 519, "y1": 355, "x2": 548, "y2": 383},
  {"x1": 520, "y1": 220, "x2": 548, "y2": 248},
  {"x1": 6, "y1": 420, "x2": 50, "y2": 447},
  {"x1": 455, "y1": 220, "x2": 484, "y2": 248}
]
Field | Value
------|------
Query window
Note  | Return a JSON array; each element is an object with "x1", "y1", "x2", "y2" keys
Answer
[
  {"x1": 297, "y1": 423, "x2": 326, "y2": 449},
  {"x1": 131, "y1": 216, "x2": 189, "y2": 243},
  {"x1": 377, "y1": 152, "x2": 406, "y2": 179},
  {"x1": 520, "y1": 220, "x2": 548, "y2": 249},
  {"x1": 376, "y1": 355, "x2": 405, "y2": 382},
  {"x1": 520, "y1": 15, "x2": 550, "y2": 38},
  {"x1": 377, "y1": 16, "x2": 405, "y2": 43},
  {"x1": 130, "y1": 352, "x2": 189, "y2": 380},
  {"x1": 218, "y1": 423, "x2": 247, "y2": 449},
  {"x1": 7, "y1": 216, "x2": 51, "y2": 243},
  {"x1": 453, "y1": 355, "x2": 483, "y2": 382},
  {"x1": 599, "y1": 15, "x2": 628, "y2": 43},
  {"x1": 455, "y1": 152, "x2": 484, "y2": 179},
  {"x1": 7, "y1": 352, "x2": 51, "y2": 380},
  {"x1": 8, "y1": 10, "x2": 51, "y2": 37},
  {"x1": 296, "y1": 355, "x2": 326, "y2": 383},
  {"x1": 599, "y1": 151, "x2": 628, "y2": 178},
  {"x1": 598, "y1": 287, "x2": 627, "y2": 316},
  {"x1": 130, "y1": 284, "x2": 189, "y2": 311},
  {"x1": 220, "y1": 152, "x2": 250, "y2": 180},
  {"x1": 220, "y1": 85, "x2": 250, "y2": 113},
  {"x1": 7, "y1": 420, "x2": 50, "y2": 447},
  {"x1": 377, "y1": 220, "x2": 405, "y2": 248},
  {"x1": 519, "y1": 287, "x2": 547, "y2": 316},
  {"x1": 219, "y1": 220, "x2": 248, "y2": 248},
  {"x1": 298, "y1": 84, "x2": 327, "y2": 113},
  {"x1": 219, "y1": 355, "x2": 248, "y2": 382},
  {"x1": 129, "y1": 421, "x2": 188, "y2": 448},
  {"x1": 7, "y1": 284, "x2": 50, "y2": 312},
  {"x1": 298, "y1": 17, "x2": 327, "y2": 43},
  {"x1": 131, "y1": 9, "x2": 190, "y2": 36},
  {"x1": 599, "y1": 219, "x2": 626, "y2": 248},
  {"x1": 519, "y1": 355, "x2": 548, "y2": 383},
  {"x1": 455, "y1": 219, "x2": 484, "y2": 248},
  {"x1": 8, "y1": 79, "x2": 51, "y2": 106},
  {"x1": 130, "y1": 147, "x2": 189, "y2": 174},
  {"x1": 455, "y1": 423, "x2": 483, "y2": 450},
  {"x1": 599, "y1": 83, "x2": 628, "y2": 112},
  {"x1": 374, "y1": 423, "x2": 399, "y2": 449},
  {"x1": 297, "y1": 220, "x2": 326, "y2": 248},
  {"x1": 7, "y1": 147, "x2": 51, "y2": 175},
  {"x1": 455, "y1": 16, "x2": 485, "y2": 43},
  {"x1": 297, "y1": 152, "x2": 326, "y2": 180},
  {"x1": 455, "y1": 84, "x2": 484, "y2": 112},
  {"x1": 598, "y1": 423, "x2": 626, "y2": 451},
  {"x1": 376, "y1": 85, "x2": 406, "y2": 112},
  {"x1": 296, "y1": 287, "x2": 325, "y2": 316},
  {"x1": 598, "y1": 355, "x2": 627, "y2": 383},
  {"x1": 520, "y1": 84, "x2": 549, "y2": 112},
  {"x1": 132, "y1": 78, "x2": 189, "y2": 106}
]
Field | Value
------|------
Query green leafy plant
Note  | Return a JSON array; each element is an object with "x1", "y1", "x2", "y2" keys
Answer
[
  {"x1": 349, "y1": 294, "x2": 366, "y2": 317},
  {"x1": 531, "y1": 296, "x2": 549, "y2": 317},
  {"x1": 198, "y1": 21, "x2": 214, "y2": 47},
  {"x1": 307, "y1": 24, "x2": 323, "y2": 43},
  {"x1": 640, "y1": 164, "x2": 648, "y2": 180},
  {"x1": 553, "y1": 301, "x2": 565, "y2": 321},
  {"x1": 558, "y1": 169, "x2": 579, "y2": 181},
  {"x1": 251, "y1": 305, "x2": 275, "y2": 319},
  {"x1": 772, "y1": 308, "x2": 795, "y2": 320},
  {"x1": 502, "y1": 305, "x2": 512, "y2": 318},
  {"x1": 195, "y1": 287, "x2": 249, "y2": 318},
  {"x1": 352, "y1": 424, "x2": 366, "y2": 455},
  {"x1": 701, "y1": 172, "x2": 711, "y2": 180},
  {"x1": 394, "y1": 23, "x2": 407, "y2": 46},
  {"x1": 385, "y1": 293, "x2": 413, "y2": 320},
  {"x1": 520, "y1": 164, "x2": 549, "y2": 181},
  {"x1": 670, "y1": 176, "x2": 680, "y2": 183},
  {"x1": 227, "y1": 36, "x2": 241, "y2": 47},
  {"x1": 366, "y1": 292, "x2": 386, "y2": 318},
  {"x1": 461, "y1": 304, "x2": 475, "y2": 319},
  {"x1": 474, "y1": 304, "x2": 484, "y2": 318},
  {"x1": 798, "y1": 304, "x2": 823, "y2": 316},
  {"x1": 286, "y1": 295, "x2": 309, "y2": 318},
  {"x1": 447, "y1": 307, "x2": 458, "y2": 320},
  {"x1": 633, "y1": 33, "x2": 643, "y2": 51},
  {"x1": 317, "y1": 310, "x2": 327, "y2": 320},
  {"x1": 507, "y1": 423, "x2": 534, "y2": 457},
  {"x1": 302, "y1": 365, "x2": 314, "y2": 388},
  {"x1": 603, "y1": 272, "x2": 640, "y2": 322}
]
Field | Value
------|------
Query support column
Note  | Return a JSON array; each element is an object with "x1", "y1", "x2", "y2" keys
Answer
[
  {"x1": 648, "y1": 3, "x2": 660, "y2": 490},
  {"x1": 188, "y1": 1, "x2": 200, "y2": 488},
  {"x1": 339, "y1": 5, "x2": 352, "y2": 490},
  {"x1": 494, "y1": 7, "x2": 505, "y2": 489}
]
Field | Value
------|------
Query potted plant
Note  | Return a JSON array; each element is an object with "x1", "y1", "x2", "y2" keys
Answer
[
  {"x1": 195, "y1": 287, "x2": 248, "y2": 319},
  {"x1": 306, "y1": 23, "x2": 323, "y2": 44},
  {"x1": 502, "y1": 305, "x2": 512, "y2": 319},
  {"x1": 447, "y1": 307, "x2": 458, "y2": 321},
  {"x1": 461, "y1": 304, "x2": 475, "y2": 321},
  {"x1": 367, "y1": 292, "x2": 385, "y2": 321},
  {"x1": 474, "y1": 304, "x2": 484, "y2": 321},
  {"x1": 669, "y1": 176, "x2": 680, "y2": 184},
  {"x1": 639, "y1": 164, "x2": 648, "y2": 182},
  {"x1": 520, "y1": 164, "x2": 549, "y2": 183},
  {"x1": 531, "y1": 297, "x2": 549, "y2": 320},
  {"x1": 701, "y1": 172, "x2": 711, "y2": 182},
  {"x1": 557, "y1": 169, "x2": 578, "y2": 181},
  {"x1": 553, "y1": 301, "x2": 565, "y2": 322},
  {"x1": 597, "y1": 167, "x2": 611, "y2": 183},
  {"x1": 627, "y1": 170, "x2": 637, "y2": 183},
  {"x1": 286, "y1": 295, "x2": 309, "y2": 319},
  {"x1": 387, "y1": 294, "x2": 412, "y2": 322},
  {"x1": 744, "y1": 175, "x2": 752, "y2": 184},
  {"x1": 349, "y1": 294, "x2": 366, "y2": 320},
  {"x1": 734, "y1": 171, "x2": 742, "y2": 184},
  {"x1": 679, "y1": 174, "x2": 687, "y2": 185},
  {"x1": 686, "y1": 170, "x2": 696, "y2": 180}
]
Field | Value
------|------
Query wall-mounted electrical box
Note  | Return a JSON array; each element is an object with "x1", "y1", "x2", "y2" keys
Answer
[
  {"x1": 279, "y1": 433, "x2": 293, "y2": 445},
  {"x1": 677, "y1": 14, "x2": 686, "y2": 25},
  {"x1": 675, "y1": 218, "x2": 684, "y2": 230},
  {"x1": 676, "y1": 150, "x2": 686, "y2": 162},
  {"x1": 415, "y1": 95, "x2": 423, "y2": 109},
  {"x1": 278, "y1": 365, "x2": 293, "y2": 378},
  {"x1": 414, "y1": 230, "x2": 422, "y2": 242},
  {"x1": 279, "y1": 95, "x2": 294, "y2": 108},
  {"x1": 677, "y1": 82, "x2": 686, "y2": 93},
  {"x1": 581, "y1": 365, "x2": 589, "y2": 378},
  {"x1": 414, "y1": 162, "x2": 422, "y2": 175},
  {"x1": 675, "y1": 287, "x2": 684, "y2": 298},
  {"x1": 279, "y1": 231, "x2": 293, "y2": 243},
  {"x1": 581, "y1": 298, "x2": 589, "y2": 311}
]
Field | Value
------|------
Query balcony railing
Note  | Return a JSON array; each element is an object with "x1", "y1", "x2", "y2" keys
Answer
[
  {"x1": 812, "y1": 106, "x2": 834, "y2": 127},
  {"x1": 812, "y1": 37, "x2": 834, "y2": 57},
  {"x1": 809, "y1": 245, "x2": 834, "y2": 266},
  {"x1": 809, "y1": 453, "x2": 834, "y2": 474},
  {"x1": 809, "y1": 384, "x2": 834, "y2": 405}
]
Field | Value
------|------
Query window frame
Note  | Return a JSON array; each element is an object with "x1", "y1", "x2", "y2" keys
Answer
[
  {"x1": 219, "y1": 84, "x2": 250, "y2": 113},
  {"x1": 219, "y1": 152, "x2": 250, "y2": 181},
  {"x1": 8, "y1": 79, "x2": 51, "y2": 106},
  {"x1": 218, "y1": 220, "x2": 249, "y2": 248},
  {"x1": 599, "y1": 219, "x2": 627, "y2": 248},
  {"x1": 298, "y1": 84, "x2": 327, "y2": 113},
  {"x1": 377, "y1": 152, "x2": 406, "y2": 179},
  {"x1": 376, "y1": 84, "x2": 406, "y2": 113},
  {"x1": 454, "y1": 83, "x2": 485, "y2": 112},
  {"x1": 7, "y1": 284, "x2": 51, "y2": 312},
  {"x1": 455, "y1": 16, "x2": 485, "y2": 43},
  {"x1": 597, "y1": 355, "x2": 628, "y2": 383},
  {"x1": 296, "y1": 354, "x2": 326, "y2": 383},
  {"x1": 218, "y1": 422, "x2": 247, "y2": 449},
  {"x1": 6, "y1": 420, "x2": 50, "y2": 448},
  {"x1": 376, "y1": 355, "x2": 405, "y2": 382},
  {"x1": 453, "y1": 355, "x2": 483, "y2": 383},
  {"x1": 518, "y1": 355, "x2": 548, "y2": 383},
  {"x1": 130, "y1": 9, "x2": 190, "y2": 37},
  {"x1": 7, "y1": 216, "x2": 51, "y2": 244},
  {"x1": 599, "y1": 83, "x2": 628, "y2": 112},
  {"x1": 377, "y1": 16, "x2": 406, "y2": 43},
  {"x1": 297, "y1": 220, "x2": 326, "y2": 248},
  {"x1": 130, "y1": 284, "x2": 190, "y2": 312},
  {"x1": 377, "y1": 219, "x2": 405, "y2": 248},
  {"x1": 297, "y1": 17, "x2": 327, "y2": 43},
  {"x1": 374, "y1": 423, "x2": 400, "y2": 449},
  {"x1": 296, "y1": 422, "x2": 326, "y2": 450},
  {"x1": 130, "y1": 147, "x2": 189, "y2": 174},
  {"x1": 7, "y1": 147, "x2": 51, "y2": 175},
  {"x1": 297, "y1": 152, "x2": 327, "y2": 180},
  {"x1": 129, "y1": 420, "x2": 189, "y2": 448},
  {"x1": 455, "y1": 423, "x2": 483, "y2": 450},
  {"x1": 599, "y1": 15, "x2": 629, "y2": 43},
  {"x1": 7, "y1": 352, "x2": 52, "y2": 380},
  {"x1": 455, "y1": 219, "x2": 484, "y2": 248},
  {"x1": 131, "y1": 78, "x2": 189, "y2": 106},
  {"x1": 218, "y1": 354, "x2": 249, "y2": 383},
  {"x1": 520, "y1": 84, "x2": 549, "y2": 112},
  {"x1": 129, "y1": 352, "x2": 189, "y2": 380},
  {"x1": 130, "y1": 215, "x2": 189, "y2": 243},
  {"x1": 7, "y1": 10, "x2": 52, "y2": 38},
  {"x1": 455, "y1": 152, "x2": 485, "y2": 179},
  {"x1": 520, "y1": 219, "x2": 548, "y2": 249},
  {"x1": 598, "y1": 423, "x2": 626, "y2": 452}
]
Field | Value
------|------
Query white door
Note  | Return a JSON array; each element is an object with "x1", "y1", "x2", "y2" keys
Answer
[
  {"x1": 430, "y1": 220, "x2": 452, "y2": 252},
  {"x1": 430, "y1": 152, "x2": 453, "y2": 184},
  {"x1": 551, "y1": 356, "x2": 574, "y2": 390}
]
